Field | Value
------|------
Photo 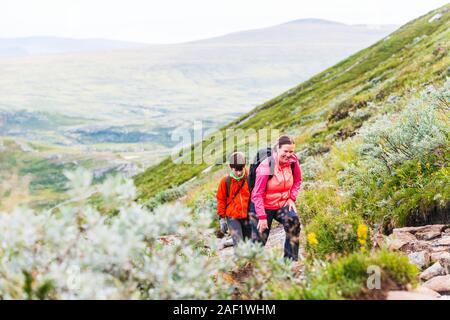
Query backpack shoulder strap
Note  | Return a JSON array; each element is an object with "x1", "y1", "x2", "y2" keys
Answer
[
  {"x1": 267, "y1": 158, "x2": 295, "y2": 182},
  {"x1": 225, "y1": 177, "x2": 246, "y2": 211},
  {"x1": 268, "y1": 156, "x2": 275, "y2": 172},
  {"x1": 225, "y1": 175, "x2": 231, "y2": 198},
  {"x1": 268, "y1": 156, "x2": 275, "y2": 180},
  {"x1": 264, "y1": 156, "x2": 275, "y2": 192}
]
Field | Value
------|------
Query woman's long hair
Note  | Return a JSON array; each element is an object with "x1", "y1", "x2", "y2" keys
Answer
[{"x1": 273, "y1": 135, "x2": 295, "y2": 152}]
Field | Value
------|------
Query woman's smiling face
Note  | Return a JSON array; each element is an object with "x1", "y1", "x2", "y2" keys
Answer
[{"x1": 278, "y1": 143, "x2": 295, "y2": 164}]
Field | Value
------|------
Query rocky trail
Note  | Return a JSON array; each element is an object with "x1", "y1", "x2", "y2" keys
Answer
[
  {"x1": 384, "y1": 224, "x2": 450, "y2": 300},
  {"x1": 217, "y1": 223, "x2": 450, "y2": 300},
  {"x1": 217, "y1": 224, "x2": 292, "y2": 259}
]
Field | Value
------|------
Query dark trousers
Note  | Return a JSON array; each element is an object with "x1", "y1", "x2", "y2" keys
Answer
[
  {"x1": 249, "y1": 202, "x2": 301, "y2": 261},
  {"x1": 226, "y1": 217, "x2": 251, "y2": 247}
]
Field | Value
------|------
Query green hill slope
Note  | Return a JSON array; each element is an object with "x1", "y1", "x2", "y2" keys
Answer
[
  {"x1": 135, "y1": 4, "x2": 449, "y2": 204},
  {"x1": 0, "y1": 137, "x2": 142, "y2": 211}
]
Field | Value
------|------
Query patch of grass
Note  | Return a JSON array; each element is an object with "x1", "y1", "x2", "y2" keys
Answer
[
  {"x1": 304, "y1": 211, "x2": 364, "y2": 259},
  {"x1": 19, "y1": 158, "x2": 76, "y2": 193},
  {"x1": 270, "y1": 249, "x2": 419, "y2": 300},
  {"x1": 344, "y1": 148, "x2": 450, "y2": 230}
]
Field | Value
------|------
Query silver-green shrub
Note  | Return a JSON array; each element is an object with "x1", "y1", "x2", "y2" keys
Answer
[
  {"x1": 356, "y1": 80, "x2": 449, "y2": 175},
  {"x1": 0, "y1": 169, "x2": 232, "y2": 299}
]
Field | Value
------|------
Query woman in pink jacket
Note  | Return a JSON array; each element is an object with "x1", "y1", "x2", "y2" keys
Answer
[{"x1": 250, "y1": 135, "x2": 302, "y2": 261}]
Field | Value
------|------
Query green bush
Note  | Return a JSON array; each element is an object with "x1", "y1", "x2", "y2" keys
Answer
[
  {"x1": 142, "y1": 184, "x2": 188, "y2": 211},
  {"x1": 339, "y1": 82, "x2": 449, "y2": 228},
  {"x1": 270, "y1": 249, "x2": 418, "y2": 300},
  {"x1": 305, "y1": 211, "x2": 364, "y2": 259}
]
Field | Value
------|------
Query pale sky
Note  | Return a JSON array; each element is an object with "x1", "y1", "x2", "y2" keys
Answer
[{"x1": 1, "y1": 0, "x2": 448, "y2": 43}]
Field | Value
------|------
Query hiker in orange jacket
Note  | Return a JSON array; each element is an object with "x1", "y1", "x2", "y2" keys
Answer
[{"x1": 216, "y1": 152, "x2": 251, "y2": 247}]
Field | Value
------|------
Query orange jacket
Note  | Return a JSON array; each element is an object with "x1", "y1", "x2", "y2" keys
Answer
[{"x1": 216, "y1": 171, "x2": 250, "y2": 219}]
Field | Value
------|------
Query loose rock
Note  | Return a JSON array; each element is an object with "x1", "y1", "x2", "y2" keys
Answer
[
  {"x1": 413, "y1": 286, "x2": 441, "y2": 298},
  {"x1": 408, "y1": 251, "x2": 430, "y2": 270},
  {"x1": 420, "y1": 262, "x2": 445, "y2": 281},
  {"x1": 431, "y1": 251, "x2": 450, "y2": 264},
  {"x1": 386, "y1": 290, "x2": 437, "y2": 300},
  {"x1": 432, "y1": 236, "x2": 450, "y2": 247},
  {"x1": 388, "y1": 232, "x2": 417, "y2": 251},
  {"x1": 416, "y1": 231, "x2": 441, "y2": 241},
  {"x1": 393, "y1": 225, "x2": 446, "y2": 235},
  {"x1": 423, "y1": 275, "x2": 450, "y2": 294}
]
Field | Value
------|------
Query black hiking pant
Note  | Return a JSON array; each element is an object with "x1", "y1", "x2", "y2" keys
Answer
[{"x1": 249, "y1": 202, "x2": 301, "y2": 261}]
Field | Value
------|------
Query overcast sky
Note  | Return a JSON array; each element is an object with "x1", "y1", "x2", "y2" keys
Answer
[{"x1": 1, "y1": 0, "x2": 448, "y2": 43}]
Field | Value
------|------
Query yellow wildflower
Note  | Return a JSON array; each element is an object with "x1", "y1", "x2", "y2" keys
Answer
[
  {"x1": 357, "y1": 223, "x2": 368, "y2": 240},
  {"x1": 357, "y1": 223, "x2": 369, "y2": 249},
  {"x1": 307, "y1": 232, "x2": 319, "y2": 246}
]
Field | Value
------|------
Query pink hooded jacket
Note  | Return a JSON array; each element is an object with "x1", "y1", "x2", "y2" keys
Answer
[{"x1": 251, "y1": 152, "x2": 302, "y2": 220}]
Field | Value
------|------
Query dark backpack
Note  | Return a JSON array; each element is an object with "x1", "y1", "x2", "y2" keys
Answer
[{"x1": 247, "y1": 147, "x2": 295, "y2": 193}]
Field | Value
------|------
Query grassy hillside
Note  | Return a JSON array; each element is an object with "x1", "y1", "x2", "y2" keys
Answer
[
  {"x1": 0, "y1": 137, "x2": 144, "y2": 211},
  {"x1": 134, "y1": 4, "x2": 449, "y2": 234}
]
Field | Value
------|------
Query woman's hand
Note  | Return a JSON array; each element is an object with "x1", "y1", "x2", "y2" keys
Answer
[
  {"x1": 257, "y1": 219, "x2": 268, "y2": 233},
  {"x1": 287, "y1": 199, "x2": 297, "y2": 213}
]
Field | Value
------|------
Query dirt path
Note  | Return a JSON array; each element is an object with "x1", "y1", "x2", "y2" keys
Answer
[{"x1": 217, "y1": 224, "x2": 304, "y2": 260}]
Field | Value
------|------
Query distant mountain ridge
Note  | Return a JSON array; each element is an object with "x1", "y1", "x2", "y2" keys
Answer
[
  {"x1": 0, "y1": 18, "x2": 397, "y2": 56},
  {"x1": 284, "y1": 18, "x2": 346, "y2": 25},
  {"x1": 0, "y1": 36, "x2": 149, "y2": 56},
  {"x1": 185, "y1": 18, "x2": 397, "y2": 45}
]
